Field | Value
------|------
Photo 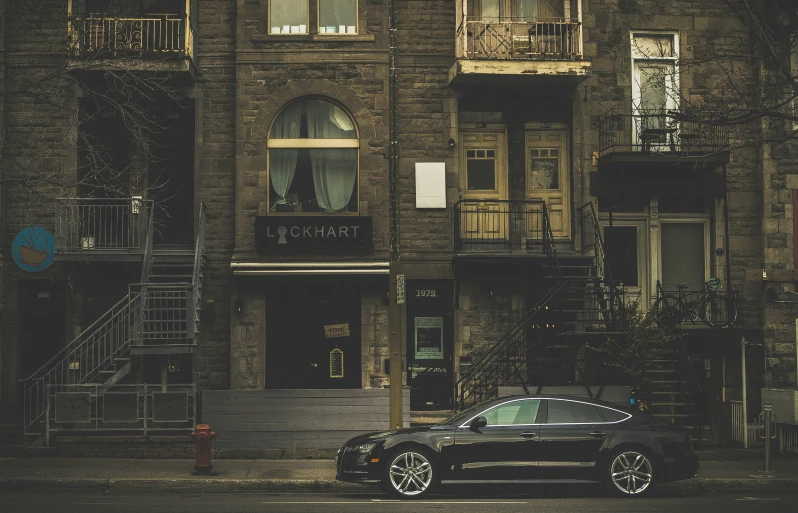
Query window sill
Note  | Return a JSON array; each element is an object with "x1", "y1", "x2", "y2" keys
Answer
[{"x1": 252, "y1": 33, "x2": 376, "y2": 43}]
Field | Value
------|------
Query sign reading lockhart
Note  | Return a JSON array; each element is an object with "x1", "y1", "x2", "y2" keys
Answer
[
  {"x1": 254, "y1": 216, "x2": 373, "y2": 253},
  {"x1": 414, "y1": 316, "x2": 444, "y2": 360}
]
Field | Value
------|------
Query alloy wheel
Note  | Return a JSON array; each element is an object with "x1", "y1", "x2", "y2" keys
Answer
[
  {"x1": 387, "y1": 451, "x2": 434, "y2": 497},
  {"x1": 610, "y1": 451, "x2": 653, "y2": 495}
]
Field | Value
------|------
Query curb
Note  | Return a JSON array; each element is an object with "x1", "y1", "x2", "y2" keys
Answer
[{"x1": 3, "y1": 477, "x2": 798, "y2": 494}]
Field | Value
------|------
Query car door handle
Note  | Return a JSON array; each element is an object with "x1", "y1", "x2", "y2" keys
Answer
[
  {"x1": 589, "y1": 431, "x2": 606, "y2": 437},
  {"x1": 520, "y1": 432, "x2": 537, "y2": 438}
]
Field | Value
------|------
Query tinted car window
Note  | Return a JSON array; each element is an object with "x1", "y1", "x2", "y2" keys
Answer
[
  {"x1": 596, "y1": 406, "x2": 629, "y2": 423},
  {"x1": 483, "y1": 399, "x2": 541, "y2": 426},
  {"x1": 547, "y1": 400, "x2": 603, "y2": 424}
]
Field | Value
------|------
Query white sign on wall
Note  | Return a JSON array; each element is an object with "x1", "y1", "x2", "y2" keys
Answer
[{"x1": 415, "y1": 163, "x2": 446, "y2": 208}]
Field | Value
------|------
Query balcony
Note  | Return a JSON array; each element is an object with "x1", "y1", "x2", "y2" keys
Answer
[
  {"x1": 449, "y1": 17, "x2": 590, "y2": 86},
  {"x1": 649, "y1": 285, "x2": 747, "y2": 330},
  {"x1": 55, "y1": 198, "x2": 153, "y2": 261},
  {"x1": 454, "y1": 199, "x2": 557, "y2": 265},
  {"x1": 592, "y1": 109, "x2": 730, "y2": 196},
  {"x1": 68, "y1": 13, "x2": 195, "y2": 73}
]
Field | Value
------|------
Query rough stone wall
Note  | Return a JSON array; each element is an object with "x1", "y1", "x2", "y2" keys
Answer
[
  {"x1": 1, "y1": 1, "x2": 76, "y2": 401},
  {"x1": 194, "y1": 0, "x2": 238, "y2": 389},
  {"x1": 395, "y1": 0, "x2": 456, "y2": 269},
  {"x1": 456, "y1": 281, "x2": 527, "y2": 367},
  {"x1": 582, "y1": 1, "x2": 760, "y2": 305}
]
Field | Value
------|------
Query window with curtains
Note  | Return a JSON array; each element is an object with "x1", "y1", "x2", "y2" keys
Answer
[
  {"x1": 267, "y1": 98, "x2": 359, "y2": 213},
  {"x1": 269, "y1": 0, "x2": 358, "y2": 35}
]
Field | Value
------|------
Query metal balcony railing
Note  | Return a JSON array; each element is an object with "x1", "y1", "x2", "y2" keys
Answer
[
  {"x1": 651, "y1": 284, "x2": 744, "y2": 328},
  {"x1": 70, "y1": 14, "x2": 194, "y2": 58},
  {"x1": 454, "y1": 199, "x2": 555, "y2": 255},
  {"x1": 456, "y1": 17, "x2": 582, "y2": 60},
  {"x1": 55, "y1": 198, "x2": 153, "y2": 253},
  {"x1": 599, "y1": 108, "x2": 730, "y2": 155}
]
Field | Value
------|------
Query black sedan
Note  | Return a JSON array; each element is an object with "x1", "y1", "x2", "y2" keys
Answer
[{"x1": 336, "y1": 395, "x2": 698, "y2": 498}]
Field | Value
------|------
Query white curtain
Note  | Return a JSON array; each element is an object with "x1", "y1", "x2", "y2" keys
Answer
[
  {"x1": 310, "y1": 149, "x2": 358, "y2": 212},
  {"x1": 269, "y1": 101, "x2": 302, "y2": 209},
  {"x1": 305, "y1": 100, "x2": 357, "y2": 211}
]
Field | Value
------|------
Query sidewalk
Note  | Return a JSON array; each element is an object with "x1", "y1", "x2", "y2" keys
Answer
[{"x1": 0, "y1": 448, "x2": 797, "y2": 494}]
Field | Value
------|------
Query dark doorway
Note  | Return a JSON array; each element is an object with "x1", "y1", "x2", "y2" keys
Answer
[
  {"x1": 150, "y1": 98, "x2": 195, "y2": 246},
  {"x1": 266, "y1": 277, "x2": 362, "y2": 389},
  {"x1": 603, "y1": 226, "x2": 638, "y2": 286},
  {"x1": 406, "y1": 280, "x2": 454, "y2": 409},
  {"x1": 17, "y1": 281, "x2": 67, "y2": 381}
]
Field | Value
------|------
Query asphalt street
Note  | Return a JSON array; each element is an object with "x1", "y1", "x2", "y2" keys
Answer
[{"x1": 1, "y1": 488, "x2": 796, "y2": 513}]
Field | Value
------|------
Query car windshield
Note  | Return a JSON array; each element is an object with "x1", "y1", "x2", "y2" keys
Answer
[{"x1": 443, "y1": 400, "x2": 499, "y2": 426}]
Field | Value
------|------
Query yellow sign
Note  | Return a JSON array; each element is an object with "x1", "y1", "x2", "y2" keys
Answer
[
  {"x1": 324, "y1": 323, "x2": 350, "y2": 338},
  {"x1": 330, "y1": 348, "x2": 344, "y2": 378}
]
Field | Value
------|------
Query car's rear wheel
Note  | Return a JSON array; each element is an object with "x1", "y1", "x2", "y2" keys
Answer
[
  {"x1": 605, "y1": 449, "x2": 655, "y2": 497},
  {"x1": 383, "y1": 448, "x2": 437, "y2": 499}
]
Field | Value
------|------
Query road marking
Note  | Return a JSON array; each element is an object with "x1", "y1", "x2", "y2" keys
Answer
[
  {"x1": 261, "y1": 501, "x2": 528, "y2": 504},
  {"x1": 734, "y1": 497, "x2": 781, "y2": 501}
]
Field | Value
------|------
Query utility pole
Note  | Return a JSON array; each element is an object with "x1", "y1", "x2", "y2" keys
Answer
[{"x1": 387, "y1": 0, "x2": 402, "y2": 429}]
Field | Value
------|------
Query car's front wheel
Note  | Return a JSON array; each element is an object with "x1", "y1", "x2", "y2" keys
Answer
[
  {"x1": 383, "y1": 448, "x2": 437, "y2": 499},
  {"x1": 605, "y1": 449, "x2": 655, "y2": 497}
]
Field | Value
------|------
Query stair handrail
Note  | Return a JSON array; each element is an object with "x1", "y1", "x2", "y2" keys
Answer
[
  {"x1": 140, "y1": 201, "x2": 155, "y2": 284},
  {"x1": 542, "y1": 203, "x2": 562, "y2": 278},
  {"x1": 454, "y1": 279, "x2": 570, "y2": 410},
  {"x1": 19, "y1": 294, "x2": 132, "y2": 382},
  {"x1": 578, "y1": 202, "x2": 612, "y2": 283},
  {"x1": 190, "y1": 202, "x2": 207, "y2": 337},
  {"x1": 22, "y1": 292, "x2": 142, "y2": 432}
]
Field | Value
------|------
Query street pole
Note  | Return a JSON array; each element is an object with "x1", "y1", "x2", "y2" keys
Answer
[
  {"x1": 741, "y1": 336, "x2": 747, "y2": 449},
  {"x1": 387, "y1": 0, "x2": 402, "y2": 430}
]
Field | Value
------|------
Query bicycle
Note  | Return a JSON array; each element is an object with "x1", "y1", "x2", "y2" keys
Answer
[{"x1": 653, "y1": 278, "x2": 738, "y2": 328}]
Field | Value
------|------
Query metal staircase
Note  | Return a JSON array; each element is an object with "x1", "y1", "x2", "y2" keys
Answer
[
  {"x1": 454, "y1": 203, "x2": 625, "y2": 410},
  {"x1": 21, "y1": 203, "x2": 207, "y2": 437}
]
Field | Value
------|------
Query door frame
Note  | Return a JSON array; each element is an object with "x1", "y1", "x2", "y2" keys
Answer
[
  {"x1": 600, "y1": 219, "x2": 648, "y2": 305},
  {"x1": 524, "y1": 122, "x2": 571, "y2": 239}
]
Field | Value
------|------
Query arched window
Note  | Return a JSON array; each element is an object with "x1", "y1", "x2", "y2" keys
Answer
[{"x1": 267, "y1": 98, "x2": 358, "y2": 213}]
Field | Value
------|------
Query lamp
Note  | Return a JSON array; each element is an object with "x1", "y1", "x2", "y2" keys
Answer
[
  {"x1": 448, "y1": 138, "x2": 456, "y2": 149},
  {"x1": 234, "y1": 296, "x2": 244, "y2": 313}
]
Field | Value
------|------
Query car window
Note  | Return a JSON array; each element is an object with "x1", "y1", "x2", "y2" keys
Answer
[
  {"x1": 596, "y1": 406, "x2": 629, "y2": 423},
  {"x1": 482, "y1": 399, "x2": 541, "y2": 426},
  {"x1": 547, "y1": 400, "x2": 604, "y2": 424}
]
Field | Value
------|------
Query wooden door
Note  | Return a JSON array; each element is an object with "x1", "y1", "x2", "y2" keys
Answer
[
  {"x1": 525, "y1": 129, "x2": 570, "y2": 239},
  {"x1": 460, "y1": 128, "x2": 508, "y2": 247}
]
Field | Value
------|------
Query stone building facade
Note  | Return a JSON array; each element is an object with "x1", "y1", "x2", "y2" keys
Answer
[{"x1": 0, "y1": 0, "x2": 794, "y2": 448}]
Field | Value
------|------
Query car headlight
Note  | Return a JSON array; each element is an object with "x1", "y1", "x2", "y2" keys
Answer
[{"x1": 352, "y1": 443, "x2": 376, "y2": 453}]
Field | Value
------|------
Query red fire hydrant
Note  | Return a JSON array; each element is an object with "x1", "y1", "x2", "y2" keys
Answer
[{"x1": 190, "y1": 424, "x2": 217, "y2": 473}]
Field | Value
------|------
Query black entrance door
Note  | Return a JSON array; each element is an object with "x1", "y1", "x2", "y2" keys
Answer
[
  {"x1": 18, "y1": 281, "x2": 67, "y2": 381},
  {"x1": 406, "y1": 280, "x2": 454, "y2": 409},
  {"x1": 266, "y1": 277, "x2": 361, "y2": 388},
  {"x1": 150, "y1": 98, "x2": 195, "y2": 246}
]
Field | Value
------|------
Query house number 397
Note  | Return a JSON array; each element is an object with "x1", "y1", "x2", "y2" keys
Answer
[{"x1": 416, "y1": 289, "x2": 437, "y2": 298}]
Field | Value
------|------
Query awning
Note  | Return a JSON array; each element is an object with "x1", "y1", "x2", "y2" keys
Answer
[{"x1": 231, "y1": 261, "x2": 390, "y2": 276}]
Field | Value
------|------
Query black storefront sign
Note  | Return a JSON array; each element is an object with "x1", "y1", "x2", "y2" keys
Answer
[{"x1": 254, "y1": 216, "x2": 373, "y2": 253}]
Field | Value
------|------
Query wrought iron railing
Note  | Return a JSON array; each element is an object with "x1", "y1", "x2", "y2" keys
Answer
[
  {"x1": 55, "y1": 198, "x2": 153, "y2": 253},
  {"x1": 599, "y1": 108, "x2": 730, "y2": 155},
  {"x1": 454, "y1": 199, "x2": 556, "y2": 255},
  {"x1": 454, "y1": 281, "x2": 568, "y2": 410},
  {"x1": 70, "y1": 14, "x2": 194, "y2": 56},
  {"x1": 457, "y1": 17, "x2": 582, "y2": 60},
  {"x1": 651, "y1": 284, "x2": 744, "y2": 327}
]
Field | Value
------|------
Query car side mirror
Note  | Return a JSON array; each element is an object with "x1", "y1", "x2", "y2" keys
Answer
[{"x1": 470, "y1": 416, "x2": 487, "y2": 431}]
